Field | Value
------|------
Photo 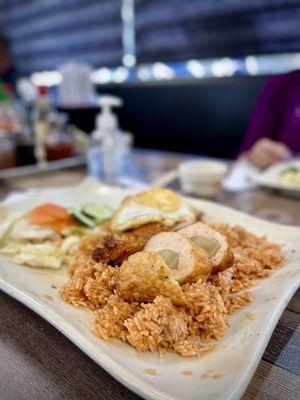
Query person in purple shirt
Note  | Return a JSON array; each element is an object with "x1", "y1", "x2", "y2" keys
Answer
[{"x1": 239, "y1": 70, "x2": 300, "y2": 169}]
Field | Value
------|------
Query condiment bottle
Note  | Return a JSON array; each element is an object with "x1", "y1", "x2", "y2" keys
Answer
[
  {"x1": 45, "y1": 112, "x2": 74, "y2": 161},
  {"x1": 33, "y1": 86, "x2": 51, "y2": 164}
]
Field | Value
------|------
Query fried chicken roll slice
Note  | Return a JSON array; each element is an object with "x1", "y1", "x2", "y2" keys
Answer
[
  {"x1": 144, "y1": 232, "x2": 212, "y2": 284},
  {"x1": 91, "y1": 222, "x2": 170, "y2": 266},
  {"x1": 179, "y1": 222, "x2": 233, "y2": 272},
  {"x1": 116, "y1": 251, "x2": 186, "y2": 305}
]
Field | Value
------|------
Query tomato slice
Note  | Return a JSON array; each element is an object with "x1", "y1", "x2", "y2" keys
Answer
[{"x1": 30, "y1": 203, "x2": 77, "y2": 230}]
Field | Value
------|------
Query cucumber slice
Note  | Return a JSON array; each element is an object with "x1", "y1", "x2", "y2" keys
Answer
[
  {"x1": 81, "y1": 204, "x2": 112, "y2": 223},
  {"x1": 68, "y1": 207, "x2": 96, "y2": 228}
]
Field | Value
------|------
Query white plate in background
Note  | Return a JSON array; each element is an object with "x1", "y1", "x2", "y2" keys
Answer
[
  {"x1": 0, "y1": 178, "x2": 299, "y2": 400},
  {"x1": 252, "y1": 159, "x2": 300, "y2": 198}
]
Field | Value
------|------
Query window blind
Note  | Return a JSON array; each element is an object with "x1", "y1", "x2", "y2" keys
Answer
[
  {"x1": 135, "y1": 0, "x2": 300, "y2": 64},
  {"x1": 0, "y1": 0, "x2": 123, "y2": 74}
]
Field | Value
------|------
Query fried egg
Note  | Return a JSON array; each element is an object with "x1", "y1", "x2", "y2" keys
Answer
[{"x1": 110, "y1": 188, "x2": 196, "y2": 232}]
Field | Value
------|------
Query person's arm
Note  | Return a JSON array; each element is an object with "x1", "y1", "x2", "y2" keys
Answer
[{"x1": 238, "y1": 75, "x2": 287, "y2": 155}]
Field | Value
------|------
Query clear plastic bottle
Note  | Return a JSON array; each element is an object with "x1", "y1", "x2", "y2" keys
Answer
[
  {"x1": 88, "y1": 135, "x2": 104, "y2": 180},
  {"x1": 87, "y1": 95, "x2": 133, "y2": 184},
  {"x1": 32, "y1": 86, "x2": 51, "y2": 164}
]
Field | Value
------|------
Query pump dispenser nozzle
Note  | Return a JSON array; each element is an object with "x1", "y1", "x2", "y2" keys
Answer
[
  {"x1": 99, "y1": 95, "x2": 122, "y2": 109},
  {"x1": 95, "y1": 95, "x2": 123, "y2": 135}
]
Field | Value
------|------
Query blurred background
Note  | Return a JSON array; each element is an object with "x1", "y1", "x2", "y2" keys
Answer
[{"x1": 1, "y1": 0, "x2": 300, "y2": 169}]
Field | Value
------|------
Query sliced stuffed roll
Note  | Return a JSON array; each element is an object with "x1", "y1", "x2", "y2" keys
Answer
[
  {"x1": 116, "y1": 251, "x2": 186, "y2": 305},
  {"x1": 179, "y1": 222, "x2": 233, "y2": 272},
  {"x1": 144, "y1": 231, "x2": 212, "y2": 284}
]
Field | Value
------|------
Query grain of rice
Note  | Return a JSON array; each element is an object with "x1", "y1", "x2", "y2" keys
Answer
[{"x1": 182, "y1": 370, "x2": 193, "y2": 376}]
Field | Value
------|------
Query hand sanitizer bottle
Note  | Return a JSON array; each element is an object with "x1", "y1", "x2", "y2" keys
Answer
[{"x1": 87, "y1": 95, "x2": 132, "y2": 183}]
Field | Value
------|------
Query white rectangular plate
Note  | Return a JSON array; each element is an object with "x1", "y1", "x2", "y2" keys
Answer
[{"x1": 1, "y1": 178, "x2": 300, "y2": 400}]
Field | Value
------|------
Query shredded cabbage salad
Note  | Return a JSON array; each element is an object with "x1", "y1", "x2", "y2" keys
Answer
[{"x1": 0, "y1": 202, "x2": 112, "y2": 269}]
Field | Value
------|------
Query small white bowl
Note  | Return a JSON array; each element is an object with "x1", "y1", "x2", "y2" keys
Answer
[{"x1": 178, "y1": 160, "x2": 228, "y2": 197}]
